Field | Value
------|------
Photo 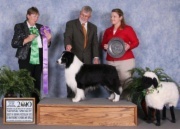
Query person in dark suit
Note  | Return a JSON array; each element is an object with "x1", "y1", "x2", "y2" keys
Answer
[
  {"x1": 11, "y1": 7, "x2": 52, "y2": 104},
  {"x1": 64, "y1": 6, "x2": 99, "y2": 97}
]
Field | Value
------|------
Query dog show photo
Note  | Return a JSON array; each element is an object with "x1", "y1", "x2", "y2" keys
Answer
[{"x1": 0, "y1": 1, "x2": 180, "y2": 129}]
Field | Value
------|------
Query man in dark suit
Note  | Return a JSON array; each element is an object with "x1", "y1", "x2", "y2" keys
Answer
[
  {"x1": 11, "y1": 7, "x2": 52, "y2": 104},
  {"x1": 64, "y1": 6, "x2": 99, "y2": 64},
  {"x1": 64, "y1": 6, "x2": 99, "y2": 97}
]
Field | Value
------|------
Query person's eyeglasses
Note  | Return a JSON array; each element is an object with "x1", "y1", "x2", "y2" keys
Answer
[{"x1": 80, "y1": 13, "x2": 90, "y2": 18}]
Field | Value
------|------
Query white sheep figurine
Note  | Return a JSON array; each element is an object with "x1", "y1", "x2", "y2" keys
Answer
[{"x1": 142, "y1": 71, "x2": 179, "y2": 126}]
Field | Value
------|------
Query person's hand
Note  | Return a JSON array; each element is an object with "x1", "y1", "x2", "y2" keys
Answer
[
  {"x1": 23, "y1": 34, "x2": 37, "y2": 45},
  {"x1": 28, "y1": 34, "x2": 37, "y2": 41},
  {"x1": 93, "y1": 58, "x2": 99, "y2": 64},
  {"x1": 66, "y1": 45, "x2": 72, "y2": 51},
  {"x1": 104, "y1": 44, "x2": 108, "y2": 50},
  {"x1": 124, "y1": 43, "x2": 130, "y2": 51}
]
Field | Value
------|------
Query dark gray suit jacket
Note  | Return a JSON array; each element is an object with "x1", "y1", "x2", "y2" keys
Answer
[
  {"x1": 11, "y1": 21, "x2": 43, "y2": 60},
  {"x1": 64, "y1": 19, "x2": 99, "y2": 64}
]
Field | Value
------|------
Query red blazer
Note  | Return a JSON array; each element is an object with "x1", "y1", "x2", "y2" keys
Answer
[{"x1": 101, "y1": 25, "x2": 139, "y2": 61}]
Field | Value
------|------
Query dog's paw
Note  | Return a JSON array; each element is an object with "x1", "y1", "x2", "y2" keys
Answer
[
  {"x1": 112, "y1": 93, "x2": 120, "y2": 102},
  {"x1": 72, "y1": 98, "x2": 80, "y2": 102},
  {"x1": 108, "y1": 96, "x2": 114, "y2": 100},
  {"x1": 81, "y1": 96, "x2": 86, "y2": 100},
  {"x1": 112, "y1": 99, "x2": 119, "y2": 102},
  {"x1": 108, "y1": 97, "x2": 113, "y2": 100},
  {"x1": 108, "y1": 93, "x2": 115, "y2": 100}
]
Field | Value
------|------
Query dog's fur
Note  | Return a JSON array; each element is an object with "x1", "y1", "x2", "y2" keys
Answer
[
  {"x1": 57, "y1": 51, "x2": 122, "y2": 102},
  {"x1": 142, "y1": 71, "x2": 179, "y2": 126}
]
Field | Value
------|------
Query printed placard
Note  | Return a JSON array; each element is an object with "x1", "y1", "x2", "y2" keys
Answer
[{"x1": 3, "y1": 98, "x2": 35, "y2": 124}]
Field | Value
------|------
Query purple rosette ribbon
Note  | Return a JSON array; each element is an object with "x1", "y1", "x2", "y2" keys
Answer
[{"x1": 40, "y1": 26, "x2": 51, "y2": 94}]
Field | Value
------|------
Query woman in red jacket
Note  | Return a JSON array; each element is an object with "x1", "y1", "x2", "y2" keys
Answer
[{"x1": 101, "y1": 8, "x2": 139, "y2": 99}]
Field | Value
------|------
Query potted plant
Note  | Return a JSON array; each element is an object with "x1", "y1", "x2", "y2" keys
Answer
[
  {"x1": 123, "y1": 67, "x2": 176, "y2": 119},
  {"x1": 0, "y1": 66, "x2": 39, "y2": 98}
]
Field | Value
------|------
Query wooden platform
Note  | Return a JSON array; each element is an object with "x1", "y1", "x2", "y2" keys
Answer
[{"x1": 37, "y1": 98, "x2": 137, "y2": 126}]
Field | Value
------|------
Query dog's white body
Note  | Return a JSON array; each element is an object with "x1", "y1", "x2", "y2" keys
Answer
[
  {"x1": 57, "y1": 51, "x2": 122, "y2": 102},
  {"x1": 65, "y1": 56, "x2": 86, "y2": 102},
  {"x1": 65, "y1": 56, "x2": 82, "y2": 93}
]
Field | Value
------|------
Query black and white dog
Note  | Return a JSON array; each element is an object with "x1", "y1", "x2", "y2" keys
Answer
[{"x1": 57, "y1": 51, "x2": 122, "y2": 102}]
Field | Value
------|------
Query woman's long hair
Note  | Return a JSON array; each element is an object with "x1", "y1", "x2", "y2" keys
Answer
[{"x1": 112, "y1": 8, "x2": 126, "y2": 29}]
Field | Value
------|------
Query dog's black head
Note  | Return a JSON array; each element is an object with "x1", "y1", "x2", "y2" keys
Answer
[
  {"x1": 57, "y1": 51, "x2": 75, "y2": 68},
  {"x1": 142, "y1": 71, "x2": 159, "y2": 89}
]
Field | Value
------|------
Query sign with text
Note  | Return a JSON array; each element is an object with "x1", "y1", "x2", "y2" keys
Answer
[{"x1": 3, "y1": 98, "x2": 35, "y2": 124}]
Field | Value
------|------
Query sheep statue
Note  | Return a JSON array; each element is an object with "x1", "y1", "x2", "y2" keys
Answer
[{"x1": 142, "y1": 71, "x2": 179, "y2": 126}]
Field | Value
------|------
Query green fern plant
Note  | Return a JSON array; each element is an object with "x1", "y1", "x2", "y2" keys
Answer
[
  {"x1": 124, "y1": 67, "x2": 175, "y2": 106},
  {"x1": 0, "y1": 66, "x2": 39, "y2": 97}
]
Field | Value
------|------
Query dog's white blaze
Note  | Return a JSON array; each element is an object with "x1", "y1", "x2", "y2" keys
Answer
[
  {"x1": 65, "y1": 56, "x2": 83, "y2": 93},
  {"x1": 57, "y1": 53, "x2": 64, "y2": 64}
]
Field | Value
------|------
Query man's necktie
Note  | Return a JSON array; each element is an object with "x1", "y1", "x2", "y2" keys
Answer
[
  {"x1": 82, "y1": 23, "x2": 87, "y2": 48},
  {"x1": 29, "y1": 27, "x2": 40, "y2": 64}
]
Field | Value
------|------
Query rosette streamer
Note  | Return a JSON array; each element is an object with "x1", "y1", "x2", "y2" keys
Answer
[{"x1": 40, "y1": 26, "x2": 51, "y2": 94}]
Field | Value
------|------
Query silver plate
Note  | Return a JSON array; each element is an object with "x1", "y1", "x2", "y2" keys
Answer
[{"x1": 107, "y1": 37, "x2": 125, "y2": 58}]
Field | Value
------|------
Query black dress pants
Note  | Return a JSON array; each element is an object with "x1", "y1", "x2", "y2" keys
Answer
[{"x1": 18, "y1": 48, "x2": 42, "y2": 104}]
